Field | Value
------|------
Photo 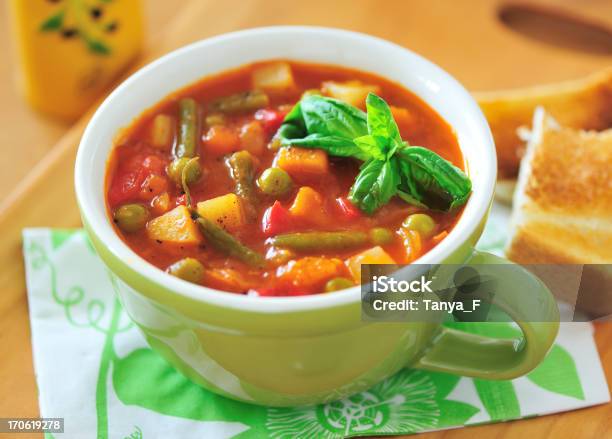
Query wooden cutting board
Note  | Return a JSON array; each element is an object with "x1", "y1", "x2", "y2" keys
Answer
[{"x1": 1, "y1": 0, "x2": 611, "y2": 437}]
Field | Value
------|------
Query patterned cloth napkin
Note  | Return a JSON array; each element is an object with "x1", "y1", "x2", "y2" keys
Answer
[{"x1": 22, "y1": 204, "x2": 610, "y2": 439}]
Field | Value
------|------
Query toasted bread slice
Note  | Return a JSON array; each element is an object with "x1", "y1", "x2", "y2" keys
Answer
[
  {"x1": 506, "y1": 108, "x2": 612, "y2": 264},
  {"x1": 506, "y1": 110, "x2": 612, "y2": 315},
  {"x1": 476, "y1": 67, "x2": 612, "y2": 185}
]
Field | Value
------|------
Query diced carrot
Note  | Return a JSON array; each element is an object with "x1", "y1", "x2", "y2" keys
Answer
[
  {"x1": 205, "y1": 268, "x2": 252, "y2": 293},
  {"x1": 276, "y1": 147, "x2": 329, "y2": 179},
  {"x1": 151, "y1": 192, "x2": 170, "y2": 215},
  {"x1": 140, "y1": 174, "x2": 168, "y2": 201},
  {"x1": 203, "y1": 125, "x2": 240, "y2": 156},
  {"x1": 432, "y1": 230, "x2": 449, "y2": 244},
  {"x1": 146, "y1": 205, "x2": 202, "y2": 245},
  {"x1": 276, "y1": 257, "x2": 345, "y2": 290},
  {"x1": 289, "y1": 186, "x2": 327, "y2": 225},
  {"x1": 345, "y1": 246, "x2": 396, "y2": 283},
  {"x1": 239, "y1": 121, "x2": 266, "y2": 156},
  {"x1": 196, "y1": 193, "x2": 245, "y2": 232}
]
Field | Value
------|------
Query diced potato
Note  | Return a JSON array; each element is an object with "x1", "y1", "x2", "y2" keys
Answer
[
  {"x1": 146, "y1": 205, "x2": 202, "y2": 245},
  {"x1": 289, "y1": 186, "x2": 326, "y2": 224},
  {"x1": 203, "y1": 125, "x2": 240, "y2": 156},
  {"x1": 239, "y1": 121, "x2": 266, "y2": 156},
  {"x1": 276, "y1": 147, "x2": 329, "y2": 178},
  {"x1": 345, "y1": 246, "x2": 396, "y2": 284},
  {"x1": 252, "y1": 62, "x2": 296, "y2": 94},
  {"x1": 196, "y1": 193, "x2": 245, "y2": 232},
  {"x1": 149, "y1": 114, "x2": 174, "y2": 149},
  {"x1": 321, "y1": 81, "x2": 381, "y2": 108},
  {"x1": 277, "y1": 257, "x2": 345, "y2": 290}
]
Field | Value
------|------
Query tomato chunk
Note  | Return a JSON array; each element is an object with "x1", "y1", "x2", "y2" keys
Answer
[{"x1": 108, "y1": 167, "x2": 147, "y2": 206}]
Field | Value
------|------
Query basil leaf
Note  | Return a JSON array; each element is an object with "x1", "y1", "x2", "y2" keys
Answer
[
  {"x1": 353, "y1": 135, "x2": 385, "y2": 160},
  {"x1": 278, "y1": 95, "x2": 369, "y2": 160},
  {"x1": 398, "y1": 146, "x2": 471, "y2": 210},
  {"x1": 348, "y1": 157, "x2": 399, "y2": 215},
  {"x1": 397, "y1": 190, "x2": 428, "y2": 209},
  {"x1": 364, "y1": 93, "x2": 402, "y2": 152},
  {"x1": 281, "y1": 133, "x2": 366, "y2": 158}
]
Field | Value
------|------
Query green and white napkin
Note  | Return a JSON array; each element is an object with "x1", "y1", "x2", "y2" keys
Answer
[{"x1": 22, "y1": 204, "x2": 610, "y2": 439}]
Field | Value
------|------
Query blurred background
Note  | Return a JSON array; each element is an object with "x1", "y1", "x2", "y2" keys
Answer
[{"x1": 1, "y1": 0, "x2": 611, "y2": 204}]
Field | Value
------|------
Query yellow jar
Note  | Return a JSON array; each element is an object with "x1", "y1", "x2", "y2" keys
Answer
[{"x1": 9, "y1": 0, "x2": 144, "y2": 121}]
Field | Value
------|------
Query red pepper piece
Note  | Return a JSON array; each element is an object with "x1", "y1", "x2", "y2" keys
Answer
[
  {"x1": 336, "y1": 197, "x2": 362, "y2": 220},
  {"x1": 254, "y1": 108, "x2": 288, "y2": 134},
  {"x1": 262, "y1": 201, "x2": 293, "y2": 236}
]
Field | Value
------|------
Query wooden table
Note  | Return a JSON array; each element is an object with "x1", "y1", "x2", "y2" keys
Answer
[{"x1": 1, "y1": 1, "x2": 611, "y2": 437}]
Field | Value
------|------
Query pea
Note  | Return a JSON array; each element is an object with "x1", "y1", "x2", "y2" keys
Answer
[
  {"x1": 167, "y1": 257, "x2": 204, "y2": 284},
  {"x1": 402, "y1": 213, "x2": 436, "y2": 238},
  {"x1": 324, "y1": 277, "x2": 355, "y2": 293},
  {"x1": 369, "y1": 227, "x2": 394, "y2": 246},
  {"x1": 257, "y1": 167, "x2": 293, "y2": 197},
  {"x1": 167, "y1": 157, "x2": 202, "y2": 185},
  {"x1": 114, "y1": 204, "x2": 149, "y2": 233}
]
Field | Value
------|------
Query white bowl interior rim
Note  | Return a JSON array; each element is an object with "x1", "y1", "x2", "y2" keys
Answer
[{"x1": 75, "y1": 26, "x2": 496, "y2": 313}]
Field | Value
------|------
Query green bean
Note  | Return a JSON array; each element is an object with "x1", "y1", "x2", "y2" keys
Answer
[
  {"x1": 205, "y1": 113, "x2": 226, "y2": 127},
  {"x1": 369, "y1": 227, "x2": 394, "y2": 246},
  {"x1": 173, "y1": 98, "x2": 198, "y2": 159},
  {"x1": 114, "y1": 204, "x2": 149, "y2": 233},
  {"x1": 181, "y1": 157, "x2": 201, "y2": 208},
  {"x1": 196, "y1": 217, "x2": 265, "y2": 268},
  {"x1": 270, "y1": 231, "x2": 369, "y2": 252},
  {"x1": 324, "y1": 277, "x2": 355, "y2": 292},
  {"x1": 167, "y1": 258, "x2": 204, "y2": 284},
  {"x1": 257, "y1": 167, "x2": 293, "y2": 197},
  {"x1": 226, "y1": 151, "x2": 258, "y2": 219},
  {"x1": 210, "y1": 90, "x2": 269, "y2": 114},
  {"x1": 403, "y1": 213, "x2": 436, "y2": 239}
]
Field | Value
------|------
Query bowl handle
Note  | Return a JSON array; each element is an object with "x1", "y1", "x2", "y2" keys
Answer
[{"x1": 413, "y1": 250, "x2": 560, "y2": 380}]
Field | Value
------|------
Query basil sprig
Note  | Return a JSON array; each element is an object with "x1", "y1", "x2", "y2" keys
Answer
[{"x1": 278, "y1": 93, "x2": 471, "y2": 214}]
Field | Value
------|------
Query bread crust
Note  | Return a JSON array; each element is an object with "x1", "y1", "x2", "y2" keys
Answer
[{"x1": 476, "y1": 67, "x2": 612, "y2": 181}]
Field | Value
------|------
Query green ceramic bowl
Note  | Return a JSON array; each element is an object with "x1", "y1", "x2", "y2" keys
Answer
[{"x1": 75, "y1": 27, "x2": 559, "y2": 407}]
